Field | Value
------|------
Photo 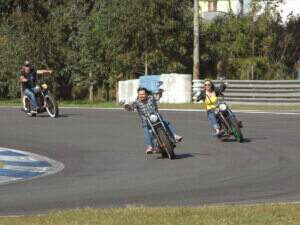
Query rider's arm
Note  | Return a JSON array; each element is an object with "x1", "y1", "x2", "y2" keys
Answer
[
  {"x1": 215, "y1": 82, "x2": 227, "y2": 96},
  {"x1": 36, "y1": 70, "x2": 52, "y2": 75},
  {"x1": 18, "y1": 69, "x2": 28, "y2": 83},
  {"x1": 150, "y1": 95, "x2": 158, "y2": 111},
  {"x1": 193, "y1": 90, "x2": 206, "y2": 102},
  {"x1": 19, "y1": 75, "x2": 28, "y2": 83},
  {"x1": 34, "y1": 70, "x2": 51, "y2": 84},
  {"x1": 124, "y1": 101, "x2": 136, "y2": 111}
]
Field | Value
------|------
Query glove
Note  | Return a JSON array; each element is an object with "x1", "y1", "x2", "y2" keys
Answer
[
  {"x1": 192, "y1": 96, "x2": 198, "y2": 101},
  {"x1": 124, "y1": 104, "x2": 133, "y2": 111}
]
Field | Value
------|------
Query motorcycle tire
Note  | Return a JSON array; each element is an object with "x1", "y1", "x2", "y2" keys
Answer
[
  {"x1": 22, "y1": 96, "x2": 36, "y2": 117},
  {"x1": 229, "y1": 117, "x2": 244, "y2": 143},
  {"x1": 45, "y1": 94, "x2": 59, "y2": 118},
  {"x1": 157, "y1": 127, "x2": 176, "y2": 160}
]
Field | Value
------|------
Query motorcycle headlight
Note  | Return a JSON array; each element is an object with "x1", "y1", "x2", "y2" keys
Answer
[
  {"x1": 219, "y1": 103, "x2": 227, "y2": 111},
  {"x1": 33, "y1": 85, "x2": 41, "y2": 93},
  {"x1": 41, "y1": 84, "x2": 48, "y2": 90},
  {"x1": 149, "y1": 114, "x2": 158, "y2": 123}
]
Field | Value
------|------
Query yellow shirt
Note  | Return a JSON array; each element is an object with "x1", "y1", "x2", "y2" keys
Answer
[{"x1": 205, "y1": 94, "x2": 218, "y2": 111}]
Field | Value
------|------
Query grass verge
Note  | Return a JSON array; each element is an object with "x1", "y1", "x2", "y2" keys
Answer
[
  {"x1": 0, "y1": 204, "x2": 299, "y2": 225},
  {"x1": 1, "y1": 99, "x2": 300, "y2": 111}
]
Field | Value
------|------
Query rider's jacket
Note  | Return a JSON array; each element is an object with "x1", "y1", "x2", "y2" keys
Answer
[
  {"x1": 20, "y1": 71, "x2": 37, "y2": 90},
  {"x1": 130, "y1": 95, "x2": 158, "y2": 126}
]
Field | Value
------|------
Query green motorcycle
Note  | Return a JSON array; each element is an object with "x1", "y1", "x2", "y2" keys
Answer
[{"x1": 215, "y1": 101, "x2": 244, "y2": 142}]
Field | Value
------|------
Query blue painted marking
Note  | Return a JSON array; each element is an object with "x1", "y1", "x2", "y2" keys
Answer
[
  {"x1": 139, "y1": 75, "x2": 163, "y2": 93},
  {"x1": 0, "y1": 169, "x2": 44, "y2": 178},
  {"x1": 0, "y1": 160, "x2": 51, "y2": 167},
  {"x1": 0, "y1": 147, "x2": 64, "y2": 185},
  {"x1": 0, "y1": 151, "x2": 27, "y2": 157}
]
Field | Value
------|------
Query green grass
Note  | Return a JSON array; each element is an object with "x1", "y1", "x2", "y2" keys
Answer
[
  {"x1": 0, "y1": 161, "x2": 4, "y2": 168},
  {"x1": 0, "y1": 99, "x2": 22, "y2": 106},
  {"x1": 0, "y1": 204, "x2": 299, "y2": 225},
  {"x1": 59, "y1": 100, "x2": 120, "y2": 108},
  {"x1": 1, "y1": 99, "x2": 300, "y2": 111}
]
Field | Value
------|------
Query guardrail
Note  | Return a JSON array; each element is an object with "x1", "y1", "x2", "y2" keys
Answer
[{"x1": 193, "y1": 80, "x2": 300, "y2": 104}]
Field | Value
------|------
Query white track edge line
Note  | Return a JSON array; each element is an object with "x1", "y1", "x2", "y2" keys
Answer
[{"x1": 1, "y1": 105, "x2": 300, "y2": 115}]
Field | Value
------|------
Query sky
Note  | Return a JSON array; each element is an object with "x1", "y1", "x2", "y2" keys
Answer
[
  {"x1": 279, "y1": 0, "x2": 300, "y2": 22},
  {"x1": 246, "y1": 0, "x2": 300, "y2": 22}
]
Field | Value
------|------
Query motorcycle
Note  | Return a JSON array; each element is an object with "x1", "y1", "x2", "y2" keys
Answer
[
  {"x1": 193, "y1": 88, "x2": 244, "y2": 143},
  {"x1": 144, "y1": 111, "x2": 176, "y2": 159},
  {"x1": 123, "y1": 101, "x2": 176, "y2": 160},
  {"x1": 215, "y1": 99, "x2": 244, "y2": 142},
  {"x1": 22, "y1": 70, "x2": 59, "y2": 118}
]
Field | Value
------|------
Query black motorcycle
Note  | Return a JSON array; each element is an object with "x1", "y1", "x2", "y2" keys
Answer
[
  {"x1": 145, "y1": 111, "x2": 176, "y2": 159},
  {"x1": 215, "y1": 100, "x2": 244, "y2": 142},
  {"x1": 22, "y1": 83, "x2": 59, "y2": 118}
]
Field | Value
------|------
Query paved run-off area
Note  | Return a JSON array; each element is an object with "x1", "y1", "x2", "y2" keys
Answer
[{"x1": 0, "y1": 107, "x2": 299, "y2": 216}]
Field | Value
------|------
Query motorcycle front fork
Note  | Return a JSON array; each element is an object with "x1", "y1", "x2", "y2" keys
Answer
[{"x1": 217, "y1": 114, "x2": 230, "y2": 136}]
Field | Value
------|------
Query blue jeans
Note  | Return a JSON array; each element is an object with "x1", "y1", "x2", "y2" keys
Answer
[
  {"x1": 207, "y1": 109, "x2": 220, "y2": 130},
  {"x1": 143, "y1": 115, "x2": 176, "y2": 148},
  {"x1": 24, "y1": 88, "x2": 38, "y2": 108}
]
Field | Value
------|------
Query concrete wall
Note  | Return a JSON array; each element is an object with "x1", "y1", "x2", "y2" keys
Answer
[
  {"x1": 160, "y1": 74, "x2": 192, "y2": 103},
  {"x1": 118, "y1": 79, "x2": 139, "y2": 103},
  {"x1": 118, "y1": 74, "x2": 192, "y2": 104}
]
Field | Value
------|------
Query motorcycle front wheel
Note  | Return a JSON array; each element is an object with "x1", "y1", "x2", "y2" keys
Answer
[
  {"x1": 157, "y1": 127, "x2": 176, "y2": 160},
  {"x1": 22, "y1": 96, "x2": 36, "y2": 117},
  {"x1": 45, "y1": 94, "x2": 59, "y2": 118}
]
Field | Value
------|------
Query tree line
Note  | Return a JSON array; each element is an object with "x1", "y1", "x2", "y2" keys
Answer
[{"x1": 0, "y1": 0, "x2": 299, "y2": 100}]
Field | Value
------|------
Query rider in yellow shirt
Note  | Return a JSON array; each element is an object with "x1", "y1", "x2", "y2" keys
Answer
[{"x1": 194, "y1": 80, "x2": 226, "y2": 136}]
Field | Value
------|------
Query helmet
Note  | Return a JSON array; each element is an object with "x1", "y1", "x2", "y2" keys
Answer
[{"x1": 24, "y1": 61, "x2": 31, "y2": 67}]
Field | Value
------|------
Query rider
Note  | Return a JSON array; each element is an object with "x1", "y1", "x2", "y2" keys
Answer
[
  {"x1": 194, "y1": 80, "x2": 226, "y2": 137},
  {"x1": 125, "y1": 87, "x2": 182, "y2": 154},
  {"x1": 19, "y1": 61, "x2": 38, "y2": 113}
]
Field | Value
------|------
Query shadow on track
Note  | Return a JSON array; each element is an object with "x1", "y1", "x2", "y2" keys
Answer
[
  {"x1": 175, "y1": 152, "x2": 211, "y2": 159},
  {"x1": 175, "y1": 153, "x2": 194, "y2": 159},
  {"x1": 30, "y1": 113, "x2": 76, "y2": 118},
  {"x1": 58, "y1": 114, "x2": 76, "y2": 118},
  {"x1": 153, "y1": 153, "x2": 195, "y2": 160},
  {"x1": 221, "y1": 138, "x2": 252, "y2": 143}
]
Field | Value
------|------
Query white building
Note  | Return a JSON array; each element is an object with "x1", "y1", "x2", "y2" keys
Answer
[
  {"x1": 199, "y1": 0, "x2": 300, "y2": 23},
  {"x1": 199, "y1": 0, "x2": 249, "y2": 20}
]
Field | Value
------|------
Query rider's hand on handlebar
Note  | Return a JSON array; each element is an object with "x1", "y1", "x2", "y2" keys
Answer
[
  {"x1": 20, "y1": 76, "x2": 28, "y2": 82},
  {"x1": 124, "y1": 104, "x2": 133, "y2": 111},
  {"x1": 192, "y1": 96, "x2": 198, "y2": 101},
  {"x1": 119, "y1": 100, "x2": 126, "y2": 105}
]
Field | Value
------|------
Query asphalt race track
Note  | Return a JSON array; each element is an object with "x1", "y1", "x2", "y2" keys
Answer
[{"x1": 0, "y1": 107, "x2": 299, "y2": 215}]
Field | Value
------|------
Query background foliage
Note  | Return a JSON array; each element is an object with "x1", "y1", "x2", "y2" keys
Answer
[{"x1": 0, "y1": 0, "x2": 299, "y2": 100}]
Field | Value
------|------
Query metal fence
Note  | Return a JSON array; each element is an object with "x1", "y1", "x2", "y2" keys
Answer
[{"x1": 193, "y1": 80, "x2": 300, "y2": 104}]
